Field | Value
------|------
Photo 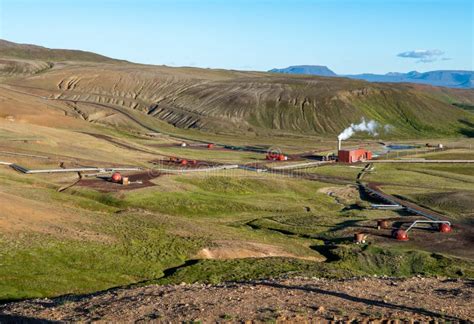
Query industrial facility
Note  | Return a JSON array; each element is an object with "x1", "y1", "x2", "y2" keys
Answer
[
  {"x1": 337, "y1": 138, "x2": 372, "y2": 163},
  {"x1": 338, "y1": 148, "x2": 372, "y2": 163}
]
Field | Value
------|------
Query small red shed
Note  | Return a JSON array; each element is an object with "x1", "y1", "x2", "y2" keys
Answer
[{"x1": 338, "y1": 149, "x2": 372, "y2": 163}]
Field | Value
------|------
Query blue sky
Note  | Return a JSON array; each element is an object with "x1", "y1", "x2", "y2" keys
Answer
[{"x1": 0, "y1": 0, "x2": 472, "y2": 74}]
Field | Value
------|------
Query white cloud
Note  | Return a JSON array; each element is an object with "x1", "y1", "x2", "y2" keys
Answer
[{"x1": 397, "y1": 49, "x2": 444, "y2": 63}]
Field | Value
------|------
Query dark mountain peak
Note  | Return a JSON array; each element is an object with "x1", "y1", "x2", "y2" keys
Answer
[
  {"x1": 269, "y1": 65, "x2": 337, "y2": 77},
  {"x1": 386, "y1": 72, "x2": 405, "y2": 76},
  {"x1": 406, "y1": 71, "x2": 421, "y2": 77},
  {"x1": 270, "y1": 64, "x2": 473, "y2": 88},
  {"x1": 346, "y1": 70, "x2": 473, "y2": 89}
]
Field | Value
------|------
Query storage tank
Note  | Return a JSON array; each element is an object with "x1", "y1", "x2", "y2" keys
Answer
[{"x1": 111, "y1": 172, "x2": 122, "y2": 183}]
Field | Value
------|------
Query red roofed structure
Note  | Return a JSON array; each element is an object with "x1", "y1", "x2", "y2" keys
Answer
[{"x1": 338, "y1": 149, "x2": 372, "y2": 163}]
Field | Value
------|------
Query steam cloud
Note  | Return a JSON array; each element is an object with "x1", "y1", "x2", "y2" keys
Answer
[
  {"x1": 338, "y1": 118, "x2": 380, "y2": 140},
  {"x1": 384, "y1": 124, "x2": 394, "y2": 133}
]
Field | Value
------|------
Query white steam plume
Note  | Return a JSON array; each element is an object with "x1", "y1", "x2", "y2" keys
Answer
[
  {"x1": 384, "y1": 124, "x2": 394, "y2": 133},
  {"x1": 338, "y1": 118, "x2": 379, "y2": 140}
]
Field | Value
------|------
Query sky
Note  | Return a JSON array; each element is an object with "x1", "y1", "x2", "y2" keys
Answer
[{"x1": 0, "y1": 0, "x2": 472, "y2": 74}]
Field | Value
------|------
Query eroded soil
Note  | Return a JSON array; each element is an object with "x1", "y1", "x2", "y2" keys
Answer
[{"x1": 1, "y1": 277, "x2": 472, "y2": 322}]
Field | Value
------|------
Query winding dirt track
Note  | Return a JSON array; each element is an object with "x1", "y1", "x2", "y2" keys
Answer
[{"x1": 363, "y1": 182, "x2": 449, "y2": 221}]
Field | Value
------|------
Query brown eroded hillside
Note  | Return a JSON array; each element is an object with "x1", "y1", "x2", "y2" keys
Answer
[
  {"x1": 2, "y1": 39, "x2": 474, "y2": 138},
  {"x1": 0, "y1": 39, "x2": 122, "y2": 63}
]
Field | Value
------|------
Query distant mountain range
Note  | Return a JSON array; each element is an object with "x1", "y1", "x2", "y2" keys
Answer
[
  {"x1": 269, "y1": 65, "x2": 337, "y2": 77},
  {"x1": 269, "y1": 65, "x2": 474, "y2": 89}
]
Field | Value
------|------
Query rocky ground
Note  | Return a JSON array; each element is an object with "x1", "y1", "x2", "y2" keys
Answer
[{"x1": 1, "y1": 277, "x2": 472, "y2": 322}]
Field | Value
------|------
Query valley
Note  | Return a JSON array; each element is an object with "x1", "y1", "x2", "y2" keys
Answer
[{"x1": 0, "y1": 40, "x2": 473, "y2": 322}]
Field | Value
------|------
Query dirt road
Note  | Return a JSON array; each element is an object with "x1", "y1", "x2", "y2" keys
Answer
[{"x1": 1, "y1": 277, "x2": 472, "y2": 322}]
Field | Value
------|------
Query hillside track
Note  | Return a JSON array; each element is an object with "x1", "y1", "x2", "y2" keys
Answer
[{"x1": 362, "y1": 182, "x2": 449, "y2": 222}]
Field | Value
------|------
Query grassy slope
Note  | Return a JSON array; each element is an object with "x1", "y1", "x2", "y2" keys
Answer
[
  {"x1": 156, "y1": 246, "x2": 474, "y2": 286},
  {"x1": 2, "y1": 161, "x2": 474, "y2": 301},
  {"x1": 0, "y1": 169, "x2": 331, "y2": 300},
  {"x1": 361, "y1": 162, "x2": 474, "y2": 225}
]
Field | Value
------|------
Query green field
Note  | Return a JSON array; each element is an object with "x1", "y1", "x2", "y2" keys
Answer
[
  {"x1": 1, "y1": 119, "x2": 473, "y2": 301},
  {"x1": 1, "y1": 159, "x2": 474, "y2": 301}
]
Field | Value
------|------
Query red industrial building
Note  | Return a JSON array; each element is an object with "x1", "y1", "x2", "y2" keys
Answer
[{"x1": 338, "y1": 149, "x2": 372, "y2": 163}]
